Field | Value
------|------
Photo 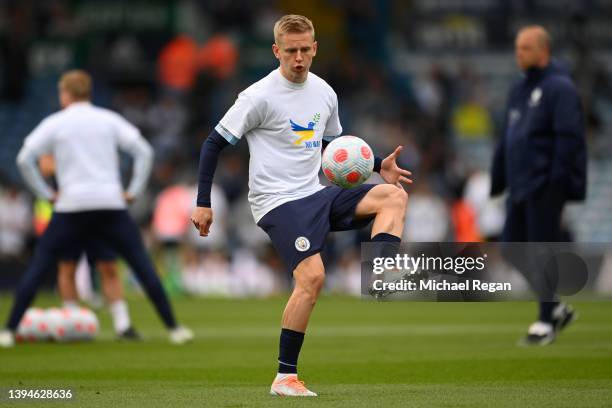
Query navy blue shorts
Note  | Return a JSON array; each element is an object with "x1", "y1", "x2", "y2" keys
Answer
[
  {"x1": 257, "y1": 184, "x2": 376, "y2": 274},
  {"x1": 60, "y1": 239, "x2": 117, "y2": 262}
]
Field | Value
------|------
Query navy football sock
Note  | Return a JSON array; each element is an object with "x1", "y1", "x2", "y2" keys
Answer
[
  {"x1": 539, "y1": 301, "x2": 559, "y2": 324},
  {"x1": 372, "y1": 233, "x2": 401, "y2": 242},
  {"x1": 371, "y1": 233, "x2": 401, "y2": 258},
  {"x1": 278, "y1": 328, "x2": 305, "y2": 374}
]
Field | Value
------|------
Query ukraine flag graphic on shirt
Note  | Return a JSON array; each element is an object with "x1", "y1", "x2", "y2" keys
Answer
[{"x1": 290, "y1": 119, "x2": 316, "y2": 145}]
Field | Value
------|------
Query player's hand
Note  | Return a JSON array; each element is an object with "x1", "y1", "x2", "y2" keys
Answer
[
  {"x1": 191, "y1": 206, "x2": 213, "y2": 237},
  {"x1": 380, "y1": 146, "x2": 413, "y2": 187},
  {"x1": 49, "y1": 191, "x2": 58, "y2": 203},
  {"x1": 123, "y1": 192, "x2": 135, "y2": 203}
]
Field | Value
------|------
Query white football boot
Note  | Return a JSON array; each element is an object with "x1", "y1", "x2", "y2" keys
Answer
[
  {"x1": 169, "y1": 326, "x2": 194, "y2": 345},
  {"x1": 0, "y1": 329, "x2": 15, "y2": 348},
  {"x1": 270, "y1": 374, "x2": 317, "y2": 397},
  {"x1": 519, "y1": 321, "x2": 555, "y2": 346}
]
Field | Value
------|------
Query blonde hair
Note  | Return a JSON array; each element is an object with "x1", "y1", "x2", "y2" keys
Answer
[
  {"x1": 58, "y1": 70, "x2": 92, "y2": 100},
  {"x1": 273, "y1": 14, "x2": 315, "y2": 44}
]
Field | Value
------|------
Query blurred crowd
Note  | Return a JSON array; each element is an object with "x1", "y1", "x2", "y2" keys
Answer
[{"x1": 2, "y1": 0, "x2": 612, "y2": 296}]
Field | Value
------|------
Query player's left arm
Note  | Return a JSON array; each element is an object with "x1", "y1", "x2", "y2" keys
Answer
[
  {"x1": 550, "y1": 79, "x2": 585, "y2": 187},
  {"x1": 379, "y1": 146, "x2": 413, "y2": 187},
  {"x1": 323, "y1": 93, "x2": 412, "y2": 187},
  {"x1": 114, "y1": 115, "x2": 154, "y2": 202}
]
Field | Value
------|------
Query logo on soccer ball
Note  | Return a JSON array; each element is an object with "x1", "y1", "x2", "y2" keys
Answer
[{"x1": 295, "y1": 236, "x2": 310, "y2": 252}]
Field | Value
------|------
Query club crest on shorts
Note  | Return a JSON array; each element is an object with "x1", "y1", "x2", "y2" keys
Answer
[{"x1": 295, "y1": 236, "x2": 310, "y2": 252}]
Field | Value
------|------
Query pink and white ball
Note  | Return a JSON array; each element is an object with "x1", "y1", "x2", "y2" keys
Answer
[
  {"x1": 16, "y1": 307, "x2": 99, "y2": 342},
  {"x1": 16, "y1": 307, "x2": 50, "y2": 342},
  {"x1": 46, "y1": 307, "x2": 69, "y2": 341},
  {"x1": 322, "y1": 136, "x2": 374, "y2": 188},
  {"x1": 59, "y1": 307, "x2": 99, "y2": 342}
]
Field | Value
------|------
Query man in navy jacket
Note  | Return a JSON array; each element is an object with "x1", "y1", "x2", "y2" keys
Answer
[{"x1": 491, "y1": 26, "x2": 587, "y2": 345}]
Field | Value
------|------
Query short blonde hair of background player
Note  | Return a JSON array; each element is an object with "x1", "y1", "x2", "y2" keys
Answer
[
  {"x1": 58, "y1": 70, "x2": 92, "y2": 100},
  {"x1": 273, "y1": 14, "x2": 315, "y2": 44}
]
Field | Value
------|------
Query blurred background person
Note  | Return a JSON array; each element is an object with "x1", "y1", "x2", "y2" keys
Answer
[
  {"x1": 491, "y1": 26, "x2": 587, "y2": 345},
  {"x1": 37, "y1": 153, "x2": 141, "y2": 340},
  {"x1": 1, "y1": 70, "x2": 192, "y2": 347}
]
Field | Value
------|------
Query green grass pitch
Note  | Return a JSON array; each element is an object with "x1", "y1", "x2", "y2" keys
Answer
[{"x1": 1, "y1": 294, "x2": 611, "y2": 407}]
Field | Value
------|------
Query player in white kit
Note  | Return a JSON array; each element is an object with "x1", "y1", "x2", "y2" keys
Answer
[
  {"x1": 191, "y1": 15, "x2": 412, "y2": 396},
  {"x1": 0, "y1": 70, "x2": 193, "y2": 347}
]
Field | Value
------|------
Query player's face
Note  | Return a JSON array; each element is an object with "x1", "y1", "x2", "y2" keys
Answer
[
  {"x1": 273, "y1": 31, "x2": 317, "y2": 83},
  {"x1": 515, "y1": 31, "x2": 545, "y2": 71}
]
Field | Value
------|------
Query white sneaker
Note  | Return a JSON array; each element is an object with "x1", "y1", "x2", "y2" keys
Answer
[
  {"x1": 519, "y1": 321, "x2": 555, "y2": 346},
  {"x1": 0, "y1": 329, "x2": 15, "y2": 348},
  {"x1": 169, "y1": 326, "x2": 194, "y2": 345},
  {"x1": 270, "y1": 374, "x2": 317, "y2": 397}
]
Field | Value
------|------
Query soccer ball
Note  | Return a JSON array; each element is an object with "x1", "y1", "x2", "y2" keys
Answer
[
  {"x1": 16, "y1": 308, "x2": 52, "y2": 342},
  {"x1": 46, "y1": 307, "x2": 69, "y2": 341},
  {"x1": 59, "y1": 307, "x2": 99, "y2": 342},
  {"x1": 15, "y1": 307, "x2": 99, "y2": 343},
  {"x1": 322, "y1": 136, "x2": 374, "y2": 188}
]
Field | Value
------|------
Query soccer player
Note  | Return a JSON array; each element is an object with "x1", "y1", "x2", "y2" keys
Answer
[
  {"x1": 191, "y1": 15, "x2": 412, "y2": 396},
  {"x1": 491, "y1": 26, "x2": 586, "y2": 345},
  {"x1": 0, "y1": 70, "x2": 193, "y2": 347}
]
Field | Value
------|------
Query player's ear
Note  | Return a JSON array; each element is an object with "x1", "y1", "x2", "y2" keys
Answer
[
  {"x1": 312, "y1": 41, "x2": 318, "y2": 57},
  {"x1": 272, "y1": 43, "x2": 280, "y2": 60}
]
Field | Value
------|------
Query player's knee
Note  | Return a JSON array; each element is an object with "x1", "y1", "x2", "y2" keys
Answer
[
  {"x1": 302, "y1": 269, "x2": 325, "y2": 292},
  {"x1": 308, "y1": 269, "x2": 325, "y2": 293},
  {"x1": 295, "y1": 261, "x2": 325, "y2": 300},
  {"x1": 301, "y1": 275, "x2": 324, "y2": 305},
  {"x1": 385, "y1": 186, "x2": 408, "y2": 211}
]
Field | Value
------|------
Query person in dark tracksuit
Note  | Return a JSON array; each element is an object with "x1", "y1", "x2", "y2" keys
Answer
[{"x1": 491, "y1": 26, "x2": 587, "y2": 345}]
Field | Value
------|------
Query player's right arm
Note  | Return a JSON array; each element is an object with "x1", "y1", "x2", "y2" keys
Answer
[
  {"x1": 191, "y1": 130, "x2": 230, "y2": 237},
  {"x1": 16, "y1": 117, "x2": 57, "y2": 201},
  {"x1": 191, "y1": 92, "x2": 262, "y2": 237},
  {"x1": 491, "y1": 85, "x2": 518, "y2": 197}
]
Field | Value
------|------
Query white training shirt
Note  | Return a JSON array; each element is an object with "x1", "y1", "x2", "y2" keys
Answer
[
  {"x1": 215, "y1": 68, "x2": 342, "y2": 222},
  {"x1": 16, "y1": 102, "x2": 153, "y2": 213}
]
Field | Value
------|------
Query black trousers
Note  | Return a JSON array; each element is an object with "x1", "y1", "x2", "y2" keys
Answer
[
  {"x1": 6, "y1": 210, "x2": 177, "y2": 330},
  {"x1": 502, "y1": 184, "x2": 566, "y2": 321},
  {"x1": 502, "y1": 184, "x2": 566, "y2": 242}
]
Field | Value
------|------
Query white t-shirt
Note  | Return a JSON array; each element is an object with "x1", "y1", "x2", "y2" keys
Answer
[
  {"x1": 216, "y1": 68, "x2": 342, "y2": 222},
  {"x1": 19, "y1": 102, "x2": 152, "y2": 212}
]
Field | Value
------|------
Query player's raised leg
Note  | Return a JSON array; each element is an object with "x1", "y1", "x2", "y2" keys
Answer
[
  {"x1": 355, "y1": 183, "x2": 408, "y2": 238},
  {"x1": 270, "y1": 254, "x2": 323, "y2": 397}
]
